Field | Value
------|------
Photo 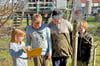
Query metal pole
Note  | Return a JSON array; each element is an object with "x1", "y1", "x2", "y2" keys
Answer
[{"x1": 36, "y1": 1, "x2": 39, "y2": 14}]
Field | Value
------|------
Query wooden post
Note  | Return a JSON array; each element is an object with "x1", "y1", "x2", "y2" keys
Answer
[
  {"x1": 26, "y1": 14, "x2": 29, "y2": 26},
  {"x1": 93, "y1": 46, "x2": 96, "y2": 66},
  {"x1": 72, "y1": 20, "x2": 78, "y2": 66},
  {"x1": 71, "y1": 0, "x2": 78, "y2": 66},
  {"x1": 92, "y1": 44, "x2": 100, "y2": 66}
]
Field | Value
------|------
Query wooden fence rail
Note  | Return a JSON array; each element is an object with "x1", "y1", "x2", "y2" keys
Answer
[{"x1": 92, "y1": 43, "x2": 100, "y2": 66}]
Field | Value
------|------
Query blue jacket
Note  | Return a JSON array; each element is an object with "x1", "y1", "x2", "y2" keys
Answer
[{"x1": 26, "y1": 23, "x2": 52, "y2": 55}]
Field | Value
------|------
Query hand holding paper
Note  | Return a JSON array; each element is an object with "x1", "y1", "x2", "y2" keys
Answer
[{"x1": 27, "y1": 48, "x2": 42, "y2": 58}]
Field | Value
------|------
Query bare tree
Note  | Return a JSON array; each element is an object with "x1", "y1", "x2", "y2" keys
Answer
[
  {"x1": 0, "y1": 0, "x2": 27, "y2": 38},
  {"x1": 0, "y1": 0, "x2": 27, "y2": 28}
]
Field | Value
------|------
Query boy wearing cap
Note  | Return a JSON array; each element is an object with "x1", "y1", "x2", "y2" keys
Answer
[
  {"x1": 26, "y1": 14, "x2": 52, "y2": 66},
  {"x1": 77, "y1": 20, "x2": 93, "y2": 66},
  {"x1": 49, "y1": 9, "x2": 73, "y2": 66}
]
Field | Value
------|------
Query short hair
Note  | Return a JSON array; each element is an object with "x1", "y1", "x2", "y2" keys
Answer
[
  {"x1": 32, "y1": 14, "x2": 42, "y2": 23},
  {"x1": 52, "y1": 9, "x2": 63, "y2": 19},
  {"x1": 79, "y1": 20, "x2": 88, "y2": 30},
  {"x1": 10, "y1": 28, "x2": 26, "y2": 42}
]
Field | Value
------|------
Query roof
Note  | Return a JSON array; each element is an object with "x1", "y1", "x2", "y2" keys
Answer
[{"x1": 81, "y1": 0, "x2": 100, "y2": 3}]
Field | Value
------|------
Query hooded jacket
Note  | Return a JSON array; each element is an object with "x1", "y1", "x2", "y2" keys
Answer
[{"x1": 49, "y1": 19, "x2": 73, "y2": 57}]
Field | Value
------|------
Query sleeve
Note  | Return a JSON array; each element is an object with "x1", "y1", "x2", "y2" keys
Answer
[
  {"x1": 46, "y1": 27, "x2": 52, "y2": 55},
  {"x1": 67, "y1": 21, "x2": 73, "y2": 46},
  {"x1": 90, "y1": 36, "x2": 94, "y2": 59},
  {"x1": 89, "y1": 35, "x2": 93, "y2": 45},
  {"x1": 9, "y1": 44, "x2": 25, "y2": 58},
  {"x1": 67, "y1": 21, "x2": 73, "y2": 32},
  {"x1": 26, "y1": 26, "x2": 31, "y2": 46},
  {"x1": 86, "y1": 35, "x2": 93, "y2": 62}
]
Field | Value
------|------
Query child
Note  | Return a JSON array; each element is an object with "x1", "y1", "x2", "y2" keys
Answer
[
  {"x1": 9, "y1": 28, "x2": 31, "y2": 66},
  {"x1": 26, "y1": 14, "x2": 52, "y2": 66},
  {"x1": 77, "y1": 20, "x2": 93, "y2": 66}
]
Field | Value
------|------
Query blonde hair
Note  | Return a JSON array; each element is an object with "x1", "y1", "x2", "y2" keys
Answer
[
  {"x1": 79, "y1": 20, "x2": 88, "y2": 30},
  {"x1": 32, "y1": 14, "x2": 42, "y2": 23},
  {"x1": 10, "y1": 28, "x2": 26, "y2": 42}
]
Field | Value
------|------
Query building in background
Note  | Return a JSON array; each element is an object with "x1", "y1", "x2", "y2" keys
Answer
[{"x1": 81, "y1": 0, "x2": 100, "y2": 16}]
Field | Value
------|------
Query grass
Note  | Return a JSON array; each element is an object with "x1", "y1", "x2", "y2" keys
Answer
[
  {"x1": 0, "y1": 17, "x2": 100, "y2": 66},
  {"x1": 88, "y1": 22, "x2": 100, "y2": 41}
]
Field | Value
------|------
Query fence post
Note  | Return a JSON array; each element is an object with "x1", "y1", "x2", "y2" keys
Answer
[
  {"x1": 92, "y1": 44, "x2": 100, "y2": 66},
  {"x1": 92, "y1": 46, "x2": 96, "y2": 66}
]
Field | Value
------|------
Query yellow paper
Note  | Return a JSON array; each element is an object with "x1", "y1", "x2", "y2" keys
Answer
[{"x1": 27, "y1": 48, "x2": 42, "y2": 57}]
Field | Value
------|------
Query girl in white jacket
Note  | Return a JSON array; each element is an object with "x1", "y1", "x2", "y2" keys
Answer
[{"x1": 9, "y1": 28, "x2": 31, "y2": 66}]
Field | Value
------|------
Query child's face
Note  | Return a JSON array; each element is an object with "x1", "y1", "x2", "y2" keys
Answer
[
  {"x1": 78, "y1": 26, "x2": 85, "y2": 34},
  {"x1": 15, "y1": 35, "x2": 25, "y2": 42},
  {"x1": 33, "y1": 22, "x2": 42, "y2": 29}
]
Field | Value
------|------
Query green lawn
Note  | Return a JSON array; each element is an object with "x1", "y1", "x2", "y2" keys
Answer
[{"x1": 0, "y1": 18, "x2": 100, "y2": 66}]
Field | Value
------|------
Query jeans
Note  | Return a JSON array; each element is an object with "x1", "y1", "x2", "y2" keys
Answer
[{"x1": 52, "y1": 56, "x2": 68, "y2": 66}]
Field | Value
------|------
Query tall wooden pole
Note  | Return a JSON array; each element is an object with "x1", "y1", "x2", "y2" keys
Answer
[
  {"x1": 92, "y1": 44, "x2": 100, "y2": 66},
  {"x1": 72, "y1": 20, "x2": 78, "y2": 66},
  {"x1": 26, "y1": 14, "x2": 29, "y2": 26},
  {"x1": 72, "y1": 0, "x2": 78, "y2": 66}
]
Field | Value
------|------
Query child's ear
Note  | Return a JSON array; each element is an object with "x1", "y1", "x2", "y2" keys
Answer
[
  {"x1": 15, "y1": 35, "x2": 17, "y2": 39},
  {"x1": 14, "y1": 35, "x2": 17, "y2": 41},
  {"x1": 15, "y1": 35, "x2": 17, "y2": 37}
]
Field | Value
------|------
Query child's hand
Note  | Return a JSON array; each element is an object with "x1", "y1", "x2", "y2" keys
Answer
[
  {"x1": 23, "y1": 47, "x2": 28, "y2": 51},
  {"x1": 27, "y1": 46, "x2": 31, "y2": 51},
  {"x1": 23, "y1": 46, "x2": 31, "y2": 51}
]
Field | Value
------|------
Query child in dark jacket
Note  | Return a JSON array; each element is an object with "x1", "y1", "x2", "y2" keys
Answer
[{"x1": 77, "y1": 20, "x2": 93, "y2": 66}]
